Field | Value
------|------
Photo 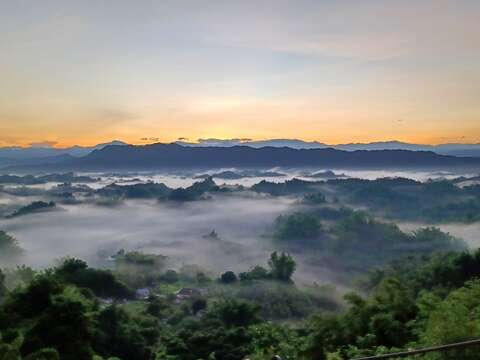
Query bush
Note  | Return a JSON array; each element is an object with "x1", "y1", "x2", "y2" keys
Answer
[
  {"x1": 220, "y1": 271, "x2": 238, "y2": 284},
  {"x1": 159, "y1": 270, "x2": 179, "y2": 283},
  {"x1": 274, "y1": 213, "x2": 322, "y2": 241}
]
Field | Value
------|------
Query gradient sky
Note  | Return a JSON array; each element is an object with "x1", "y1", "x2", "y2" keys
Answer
[{"x1": 1, "y1": 0, "x2": 479, "y2": 147}]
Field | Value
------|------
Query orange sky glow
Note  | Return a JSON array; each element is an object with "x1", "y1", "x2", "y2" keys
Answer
[{"x1": 0, "y1": 0, "x2": 479, "y2": 148}]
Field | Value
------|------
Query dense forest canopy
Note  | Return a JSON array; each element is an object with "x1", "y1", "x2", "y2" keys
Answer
[
  {"x1": 2, "y1": 244, "x2": 480, "y2": 359},
  {"x1": 1, "y1": 170, "x2": 480, "y2": 359}
]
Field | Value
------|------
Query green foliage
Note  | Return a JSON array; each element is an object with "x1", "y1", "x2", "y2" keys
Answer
[
  {"x1": 6, "y1": 201, "x2": 55, "y2": 219},
  {"x1": 3, "y1": 275, "x2": 63, "y2": 320},
  {"x1": 325, "y1": 212, "x2": 465, "y2": 272},
  {"x1": 146, "y1": 296, "x2": 170, "y2": 317},
  {"x1": 206, "y1": 299, "x2": 261, "y2": 328},
  {"x1": 420, "y1": 280, "x2": 480, "y2": 360},
  {"x1": 21, "y1": 296, "x2": 94, "y2": 360},
  {"x1": 196, "y1": 272, "x2": 211, "y2": 284},
  {"x1": 24, "y1": 348, "x2": 60, "y2": 360},
  {"x1": 0, "y1": 270, "x2": 6, "y2": 299},
  {"x1": 1, "y1": 239, "x2": 480, "y2": 360},
  {"x1": 168, "y1": 177, "x2": 218, "y2": 201},
  {"x1": 168, "y1": 188, "x2": 198, "y2": 201},
  {"x1": 0, "y1": 231, "x2": 24, "y2": 264},
  {"x1": 116, "y1": 251, "x2": 167, "y2": 269},
  {"x1": 302, "y1": 192, "x2": 327, "y2": 204},
  {"x1": 268, "y1": 252, "x2": 296, "y2": 282},
  {"x1": 248, "y1": 323, "x2": 304, "y2": 360},
  {"x1": 115, "y1": 251, "x2": 168, "y2": 288},
  {"x1": 159, "y1": 269, "x2": 179, "y2": 283},
  {"x1": 236, "y1": 282, "x2": 329, "y2": 319},
  {"x1": 220, "y1": 271, "x2": 238, "y2": 284},
  {"x1": 422, "y1": 198, "x2": 480, "y2": 223},
  {"x1": 304, "y1": 278, "x2": 417, "y2": 359},
  {"x1": 96, "y1": 182, "x2": 171, "y2": 199},
  {"x1": 56, "y1": 258, "x2": 133, "y2": 299},
  {"x1": 274, "y1": 213, "x2": 322, "y2": 241},
  {"x1": 94, "y1": 305, "x2": 158, "y2": 360},
  {"x1": 252, "y1": 179, "x2": 315, "y2": 196},
  {"x1": 191, "y1": 298, "x2": 207, "y2": 315},
  {"x1": 359, "y1": 249, "x2": 480, "y2": 296},
  {"x1": 328, "y1": 177, "x2": 480, "y2": 224},
  {"x1": 239, "y1": 266, "x2": 270, "y2": 281}
]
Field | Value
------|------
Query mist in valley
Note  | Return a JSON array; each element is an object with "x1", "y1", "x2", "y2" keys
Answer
[
  {"x1": 0, "y1": 192, "x2": 293, "y2": 274},
  {"x1": 1, "y1": 168, "x2": 478, "y2": 287}
]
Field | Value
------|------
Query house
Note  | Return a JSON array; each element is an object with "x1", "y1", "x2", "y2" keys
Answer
[
  {"x1": 175, "y1": 288, "x2": 207, "y2": 303},
  {"x1": 135, "y1": 288, "x2": 151, "y2": 300}
]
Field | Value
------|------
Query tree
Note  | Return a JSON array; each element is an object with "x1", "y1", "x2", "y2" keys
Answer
[
  {"x1": 268, "y1": 252, "x2": 296, "y2": 282},
  {"x1": 206, "y1": 300, "x2": 261, "y2": 328},
  {"x1": 146, "y1": 296, "x2": 169, "y2": 317},
  {"x1": 192, "y1": 298, "x2": 207, "y2": 315},
  {"x1": 55, "y1": 258, "x2": 133, "y2": 299},
  {"x1": 303, "y1": 192, "x2": 326, "y2": 204},
  {"x1": 420, "y1": 279, "x2": 480, "y2": 360},
  {"x1": 239, "y1": 266, "x2": 270, "y2": 281},
  {"x1": 0, "y1": 231, "x2": 24, "y2": 264},
  {"x1": 94, "y1": 305, "x2": 156, "y2": 360},
  {"x1": 0, "y1": 270, "x2": 6, "y2": 299},
  {"x1": 21, "y1": 296, "x2": 94, "y2": 360},
  {"x1": 159, "y1": 269, "x2": 179, "y2": 283},
  {"x1": 274, "y1": 213, "x2": 322, "y2": 241},
  {"x1": 57, "y1": 258, "x2": 88, "y2": 274},
  {"x1": 24, "y1": 348, "x2": 60, "y2": 360},
  {"x1": 220, "y1": 271, "x2": 237, "y2": 284},
  {"x1": 196, "y1": 272, "x2": 210, "y2": 284},
  {"x1": 4, "y1": 275, "x2": 63, "y2": 319}
]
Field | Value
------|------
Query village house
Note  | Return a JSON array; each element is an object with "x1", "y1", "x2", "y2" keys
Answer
[
  {"x1": 175, "y1": 287, "x2": 207, "y2": 303},
  {"x1": 135, "y1": 288, "x2": 151, "y2": 300}
]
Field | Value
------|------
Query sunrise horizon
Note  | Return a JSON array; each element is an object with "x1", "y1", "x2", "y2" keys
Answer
[
  {"x1": 1, "y1": 1, "x2": 479, "y2": 150},
  {"x1": 2, "y1": 136, "x2": 480, "y2": 150}
]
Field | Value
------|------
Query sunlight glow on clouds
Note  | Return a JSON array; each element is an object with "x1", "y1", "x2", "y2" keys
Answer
[{"x1": 0, "y1": 0, "x2": 479, "y2": 147}]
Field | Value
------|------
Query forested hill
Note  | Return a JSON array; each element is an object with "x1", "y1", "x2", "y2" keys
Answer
[{"x1": 6, "y1": 143, "x2": 480, "y2": 171}]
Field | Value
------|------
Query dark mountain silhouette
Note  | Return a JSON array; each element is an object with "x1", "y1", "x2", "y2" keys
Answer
[
  {"x1": 8, "y1": 143, "x2": 479, "y2": 171},
  {"x1": 0, "y1": 141, "x2": 128, "y2": 168},
  {"x1": 0, "y1": 154, "x2": 77, "y2": 168},
  {"x1": 177, "y1": 138, "x2": 480, "y2": 157},
  {"x1": 0, "y1": 140, "x2": 127, "y2": 162}
]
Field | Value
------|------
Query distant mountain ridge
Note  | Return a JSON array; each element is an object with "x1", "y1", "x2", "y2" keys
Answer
[
  {"x1": 2, "y1": 139, "x2": 480, "y2": 171},
  {"x1": 6, "y1": 143, "x2": 479, "y2": 172},
  {"x1": 335, "y1": 140, "x2": 480, "y2": 156},
  {"x1": 0, "y1": 141, "x2": 127, "y2": 168},
  {"x1": 176, "y1": 139, "x2": 480, "y2": 157},
  {"x1": 176, "y1": 138, "x2": 328, "y2": 149}
]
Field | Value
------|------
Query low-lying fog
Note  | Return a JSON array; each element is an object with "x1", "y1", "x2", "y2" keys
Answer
[
  {"x1": 0, "y1": 194, "x2": 294, "y2": 272},
  {"x1": 398, "y1": 222, "x2": 480, "y2": 248},
  {"x1": 1, "y1": 168, "x2": 479, "y2": 286},
  {"x1": 81, "y1": 168, "x2": 478, "y2": 188}
]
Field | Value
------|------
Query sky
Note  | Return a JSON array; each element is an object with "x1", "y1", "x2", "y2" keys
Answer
[{"x1": 0, "y1": 0, "x2": 479, "y2": 147}]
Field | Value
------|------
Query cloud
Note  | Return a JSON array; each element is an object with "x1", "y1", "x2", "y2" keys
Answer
[
  {"x1": 200, "y1": 0, "x2": 480, "y2": 62},
  {"x1": 95, "y1": 108, "x2": 138, "y2": 122},
  {"x1": 196, "y1": 138, "x2": 253, "y2": 146},
  {"x1": 140, "y1": 137, "x2": 160, "y2": 143},
  {"x1": 29, "y1": 140, "x2": 58, "y2": 148},
  {"x1": 0, "y1": 193, "x2": 294, "y2": 276},
  {"x1": 0, "y1": 135, "x2": 21, "y2": 147}
]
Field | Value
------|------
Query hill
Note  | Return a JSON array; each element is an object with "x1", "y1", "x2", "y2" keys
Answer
[{"x1": 7, "y1": 143, "x2": 480, "y2": 171}]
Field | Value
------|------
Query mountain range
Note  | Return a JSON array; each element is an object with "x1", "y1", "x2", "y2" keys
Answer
[
  {"x1": 0, "y1": 141, "x2": 127, "y2": 168},
  {"x1": 3, "y1": 143, "x2": 480, "y2": 172},
  {"x1": 2, "y1": 140, "x2": 480, "y2": 171},
  {"x1": 176, "y1": 139, "x2": 480, "y2": 157}
]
